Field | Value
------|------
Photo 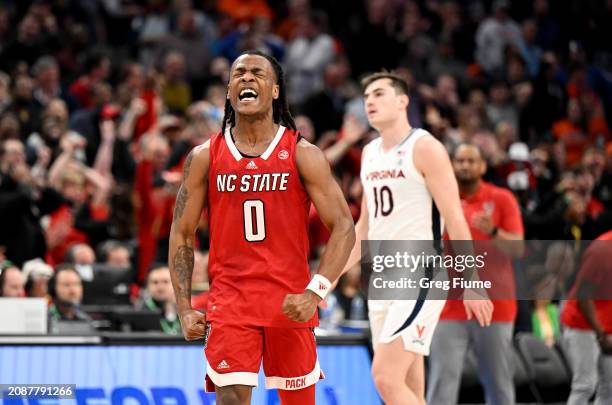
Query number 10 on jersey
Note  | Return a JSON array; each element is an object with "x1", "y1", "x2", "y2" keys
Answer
[
  {"x1": 243, "y1": 200, "x2": 266, "y2": 241},
  {"x1": 373, "y1": 186, "x2": 394, "y2": 218}
]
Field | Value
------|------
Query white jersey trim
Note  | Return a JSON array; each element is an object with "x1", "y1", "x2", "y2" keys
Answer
[
  {"x1": 224, "y1": 128, "x2": 244, "y2": 161},
  {"x1": 205, "y1": 364, "x2": 258, "y2": 390},
  {"x1": 260, "y1": 125, "x2": 286, "y2": 160},
  {"x1": 264, "y1": 360, "x2": 323, "y2": 390},
  {"x1": 224, "y1": 125, "x2": 286, "y2": 161},
  {"x1": 402, "y1": 129, "x2": 428, "y2": 185}
]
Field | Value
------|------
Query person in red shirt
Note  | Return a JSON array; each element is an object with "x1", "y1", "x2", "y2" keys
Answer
[
  {"x1": 561, "y1": 230, "x2": 612, "y2": 405},
  {"x1": 68, "y1": 51, "x2": 111, "y2": 110},
  {"x1": 217, "y1": 0, "x2": 273, "y2": 24},
  {"x1": 134, "y1": 134, "x2": 175, "y2": 283},
  {"x1": 168, "y1": 50, "x2": 355, "y2": 405},
  {"x1": 427, "y1": 143, "x2": 524, "y2": 405}
]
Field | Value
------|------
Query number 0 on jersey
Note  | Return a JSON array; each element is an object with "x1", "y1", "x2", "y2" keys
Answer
[{"x1": 243, "y1": 200, "x2": 266, "y2": 241}]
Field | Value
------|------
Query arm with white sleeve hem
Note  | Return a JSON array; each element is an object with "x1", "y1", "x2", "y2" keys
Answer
[{"x1": 414, "y1": 135, "x2": 493, "y2": 327}]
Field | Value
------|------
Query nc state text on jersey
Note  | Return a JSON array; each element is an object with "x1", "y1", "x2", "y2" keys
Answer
[{"x1": 216, "y1": 173, "x2": 291, "y2": 192}]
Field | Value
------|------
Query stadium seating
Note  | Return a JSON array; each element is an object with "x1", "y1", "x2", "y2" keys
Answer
[{"x1": 515, "y1": 333, "x2": 571, "y2": 403}]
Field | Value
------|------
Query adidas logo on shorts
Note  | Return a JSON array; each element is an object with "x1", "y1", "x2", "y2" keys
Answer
[
  {"x1": 246, "y1": 161, "x2": 258, "y2": 170},
  {"x1": 217, "y1": 360, "x2": 230, "y2": 369}
]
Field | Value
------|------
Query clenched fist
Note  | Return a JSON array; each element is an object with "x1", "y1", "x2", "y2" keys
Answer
[
  {"x1": 282, "y1": 291, "x2": 320, "y2": 322},
  {"x1": 178, "y1": 309, "x2": 207, "y2": 341}
]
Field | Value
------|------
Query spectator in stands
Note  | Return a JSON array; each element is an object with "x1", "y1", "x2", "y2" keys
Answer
[
  {"x1": 285, "y1": 11, "x2": 336, "y2": 105},
  {"x1": 44, "y1": 165, "x2": 88, "y2": 265},
  {"x1": 48, "y1": 264, "x2": 91, "y2": 322},
  {"x1": 38, "y1": 98, "x2": 71, "y2": 155},
  {"x1": 160, "y1": 51, "x2": 191, "y2": 115},
  {"x1": 64, "y1": 243, "x2": 96, "y2": 283},
  {"x1": 553, "y1": 98, "x2": 590, "y2": 168},
  {"x1": 0, "y1": 263, "x2": 25, "y2": 297},
  {"x1": 208, "y1": 56, "x2": 230, "y2": 85},
  {"x1": 68, "y1": 50, "x2": 111, "y2": 110},
  {"x1": 532, "y1": 0, "x2": 560, "y2": 51},
  {"x1": 475, "y1": 0, "x2": 522, "y2": 76},
  {"x1": 531, "y1": 300, "x2": 560, "y2": 347},
  {"x1": 432, "y1": 74, "x2": 461, "y2": 127},
  {"x1": 0, "y1": 138, "x2": 56, "y2": 266},
  {"x1": 217, "y1": 0, "x2": 273, "y2": 24},
  {"x1": 134, "y1": 133, "x2": 173, "y2": 282},
  {"x1": 157, "y1": 9, "x2": 211, "y2": 97},
  {"x1": 321, "y1": 112, "x2": 368, "y2": 168},
  {"x1": 0, "y1": 71, "x2": 11, "y2": 114},
  {"x1": 517, "y1": 19, "x2": 542, "y2": 78},
  {"x1": 44, "y1": 132, "x2": 112, "y2": 265},
  {"x1": 346, "y1": 0, "x2": 401, "y2": 78},
  {"x1": 137, "y1": 264, "x2": 180, "y2": 335},
  {"x1": 293, "y1": 115, "x2": 316, "y2": 145},
  {"x1": 99, "y1": 240, "x2": 131, "y2": 269},
  {"x1": 561, "y1": 230, "x2": 612, "y2": 405},
  {"x1": 170, "y1": 0, "x2": 218, "y2": 51},
  {"x1": 276, "y1": 0, "x2": 311, "y2": 41},
  {"x1": 0, "y1": 112, "x2": 21, "y2": 142},
  {"x1": 65, "y1": 243, "x2": 96, "y2": 265},
  {"x1": 31, "y1": 56, "x2": 77, "y2": 116},
  {"x1": 428, "y1": 143, "x2": 524, "y2": 405},
  {"x1": 0, "y1": 13, "x2": 56, "y2": 72},
  {"x1": 22, "y1": 258, "x2": 53, "y2": 299},
  {"x1": 428, "y1": 38, "x2": 469, "y2": 89},
  {"x1": 0, "y1": 7, "x2": 11, "y2": 54},
  {"x1": 523, "y1": 242, "x2": 573, "y2": 346},
  {"x1": 334, "y1": 265, "x2": 367, "y2": 321},
  {"x1": 486, "y1": 81, "x2": 519, "y2": 132},
  {"x1": 133, "y1": 0, "x2": 171, "y2": 69},
  {"x1": 530, "y1": 273, "x2": 561, "y2": 348},
  {"x1": 215, "y1": 16, "x2": 283, "y2": 68},
  {"x1": 301, "y1": 57, "x2": 359, "y2": 137},
  {"x1": 158, "y1": 114, "x2": 184, "y2": 150}
]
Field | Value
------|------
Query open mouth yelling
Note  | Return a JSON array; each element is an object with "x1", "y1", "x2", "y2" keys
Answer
[{"x1": 238, "y1": 88, "x2": 259, "y2": 103}]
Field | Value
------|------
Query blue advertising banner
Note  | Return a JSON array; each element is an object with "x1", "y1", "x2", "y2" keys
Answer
[{"x1": 0, "y1": 345, "x2": 381, "y2": 405}]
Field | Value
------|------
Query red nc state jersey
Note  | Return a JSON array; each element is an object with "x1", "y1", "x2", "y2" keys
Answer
[{"x1": 206, "y1": 125, "x2": 317, "y2": 328}]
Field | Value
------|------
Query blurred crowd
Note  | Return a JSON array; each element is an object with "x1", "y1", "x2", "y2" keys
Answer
[{"x1": 0, "y1": 0, "x2": 611, "y2": 335}]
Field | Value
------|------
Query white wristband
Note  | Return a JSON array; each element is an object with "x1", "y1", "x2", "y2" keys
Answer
[{"x1": 306, "y1": 274, "x2": 332, "y2": 300}]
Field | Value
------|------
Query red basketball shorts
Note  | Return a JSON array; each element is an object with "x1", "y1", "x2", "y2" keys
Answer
[{"x1": 204, "y1": 322, "x2": 324, "y2": 392}]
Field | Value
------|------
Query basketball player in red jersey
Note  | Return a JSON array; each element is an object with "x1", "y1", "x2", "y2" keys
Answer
[{"x1": 168, "y1": 50, "x2": 355, "y2": 405}]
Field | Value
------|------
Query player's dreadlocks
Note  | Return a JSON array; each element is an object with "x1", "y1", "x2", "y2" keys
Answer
[{"x1": 221, "y1": 50, "x2": 296, "y2": 134}]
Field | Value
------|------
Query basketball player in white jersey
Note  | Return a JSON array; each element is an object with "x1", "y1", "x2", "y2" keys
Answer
[{"x1": 342, "y1": 72, "x2": 493, "y2": 405}]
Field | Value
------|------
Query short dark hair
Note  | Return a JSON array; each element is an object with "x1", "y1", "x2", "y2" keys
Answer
[
  {"x1": 451, "y1": 142, "x2": 485, "y2": 160},
  {"x1": 147, "y1": 263, "x2": 169, "y2": 283},
  {"x1": 98, "y1": 240, "x2": 128, "y2": 262},
  {"x1": 49, "y1": 264, "x2": 80, "y2": 299},
  {"x1": 361, "y1": 71, "x2": 409, "y2": 95}
]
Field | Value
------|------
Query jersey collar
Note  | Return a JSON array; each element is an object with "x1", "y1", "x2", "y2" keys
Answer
[{"x1": 224, "y1": 125, "x2": 286, "y2": 161}]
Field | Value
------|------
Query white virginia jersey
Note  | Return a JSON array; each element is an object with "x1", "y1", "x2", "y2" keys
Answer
[{"x1": 361, "y1": 128, "x2": 443, "y2": 240}]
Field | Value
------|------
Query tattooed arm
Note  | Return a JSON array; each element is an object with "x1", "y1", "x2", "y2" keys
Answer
[{"x1": 168, "y1": 141, "x2": 210, "y2": 340}]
